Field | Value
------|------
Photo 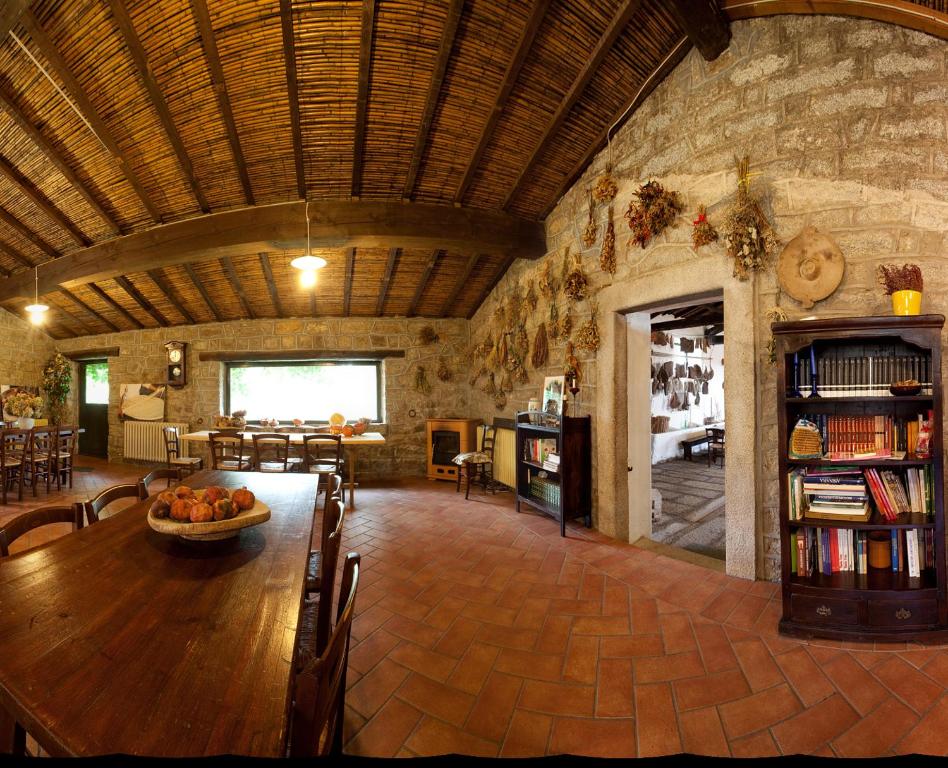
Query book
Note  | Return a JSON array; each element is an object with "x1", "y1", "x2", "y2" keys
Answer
[{"x1": 906, "y1": 529, "x2": 920, "y2": 578}]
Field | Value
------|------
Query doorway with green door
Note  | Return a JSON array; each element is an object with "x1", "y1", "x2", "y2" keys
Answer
[{"x1": 79, "y1": 360, "x2": 109, "y2": 458}]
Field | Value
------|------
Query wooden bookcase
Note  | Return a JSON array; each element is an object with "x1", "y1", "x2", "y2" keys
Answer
[
  {"x1": 773, "y1": 315, "x2": 946, "y2": 641},
  {"x1": 514, "y1": 411, "x2": 592, "y2": 537}
]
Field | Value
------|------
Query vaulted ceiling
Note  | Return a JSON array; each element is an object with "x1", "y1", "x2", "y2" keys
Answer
[{"x1": 0, "y1": 0, "x2": 942, "y2": 339}]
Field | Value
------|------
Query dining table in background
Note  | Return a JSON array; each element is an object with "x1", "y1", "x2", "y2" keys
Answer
[
  {"x1": 0, "y1": 469, "x2": 319, "y2": 757},
  {"x1": 179, "y1": 430, "x2": 386, "y2": 510}
]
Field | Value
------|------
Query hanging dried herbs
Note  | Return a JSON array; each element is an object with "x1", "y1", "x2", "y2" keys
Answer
[
  {"x1": 532, "y1": 321, "x2": 549, "y2": 369},
  {"x1": 499, "y1": 370, "x2": 512, "y2": 393},
  {"x1": 437, "y1": 358, "x2": 452, "y2": 382},
  {"x1": 563, "y1": 249, "x2": 589, "y2": 303},
  {"x1": 548, "y1": 301, "x2": 561, "y2": 341},
  {"x1": 472, "y1": 333, "x2": 493, "y2": 359},
  {"x1": 515, "y1": 323, "x2": 529, "y2": 362},
  {"x1": 512, "y1": 358, "x2": 529, "y2": 384},
  {"x1": 575, "y1": 302, "x2": 601, "y2": 353},
  {"x1": 691, "y1": 204, "x2": 718, "y2": 250},
  {"x1": 624, "y1": 180, "x2": 683, "y2": 249},
  {"x1": 418, "y1": 326, "x2": 439, "y2": 345},
  {"x1": 538, "y1": 260, "x2": 558, "y2": 299},
  {"x1": 565, "y1": 341, "x2": 581, "y2": 386},
  {"x1": 469, "y1": 364, "x2": 488, "y2": 385},
  {"x1": 722, "y1": 155, "x2": 779, "y2": 280},
  {"x1": 556, "y1": 303, "x2": 573, "y2": 341},
  {"x1": 414, "y1": 365, "x2": 431, "y2": 394},
  {"x1": 525, "y1": 282, "x2": 538, "y2": 311},
  {"x1": 482, "y1": 372, "x2": 496, "y2": 395},
  {"x1": 600, "y1": 205, "x2": 616, "y2": 275},
  {"x1": 593, "y1": 165, "x2": 618, "y2": 203},
  {"x1": 582, "y1": 191, "x2": 598, "y2": 248},
  {"x1": 764, "y1": 307, "x2": 788, "y2": 365},
  {"x1": 494, "y1": 391, "x2": 507, "y2": 410}
]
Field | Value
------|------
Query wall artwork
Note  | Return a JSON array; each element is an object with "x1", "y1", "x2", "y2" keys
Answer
[
  {"x1": 119, "y1": 383, "x2": 167, "y2": 422},
  {"x1": 542, "y1": 375, "x2": 565, "y2": 418},
  {"x1": 1, "y1": 385, "x2": 40, "y2": 421}
]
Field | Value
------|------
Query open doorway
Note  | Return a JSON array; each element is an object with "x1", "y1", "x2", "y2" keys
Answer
[{"x1": 648, "y1": 300, "x2": 726, "y2": 563}]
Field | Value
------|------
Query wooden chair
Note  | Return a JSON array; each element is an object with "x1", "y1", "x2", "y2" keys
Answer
[
  {"x1": 302, "y1": 434, "x2": 345, "y2": 501},
  {"x1": 84, "y1": 483, "x2": 143, "y2": 524},
  {"x1": 453, "y1": 424, "x2": 498, "y2": 499},
  {"x1": 252, "y1": 433, "x2": 301, "y2": 473},
  {"x1": 139, "y1": 468, "x2": 182, "y2": 498},
  {"x1": 27, "y1": 426, "x2": 58, "y2": 496},
  {"x1": 54, "y1": 425, "x2": 80, "y2": 490},
  {"x1": 163, "y1": 426, "x2": 202, "y2": 485},
  {"x1": 1, "y1": 429, "x2": 30, "y2": 504},
  {"x1": 208, "y1": 432, "x2": 252, "y2": 471},
  {"x1": 706, "y1": 427, "x2": 725, "y2": 467},
  {"x1": 289, "y1": 552, "x2": 360, "y2": 757},
  {"x1": 0, "y1": 504, "x2": 84, "y2": 557},
  {"x1": 305, "y1": 473, "x2": 343, "y2": 597}
]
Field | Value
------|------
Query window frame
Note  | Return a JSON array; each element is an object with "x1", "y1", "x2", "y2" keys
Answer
[{"x1": 224, "y1": 359, "x2": 383, "y2": 424}]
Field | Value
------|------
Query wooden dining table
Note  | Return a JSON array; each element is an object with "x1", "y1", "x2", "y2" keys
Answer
[
  {"x1": 0, "y1": 469, "x2": 319, "y2": 757},
  {"x1": 178, "y1": 430, "x2": 386, "y2": 510}
]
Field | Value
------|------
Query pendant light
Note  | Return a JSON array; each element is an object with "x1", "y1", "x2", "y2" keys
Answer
[
  {"x1": 25, "y1": 265, "x2": 48, "y2": 325},
  {"x1": 290, "y1": 200, "x2": 327, "y2": 288}
]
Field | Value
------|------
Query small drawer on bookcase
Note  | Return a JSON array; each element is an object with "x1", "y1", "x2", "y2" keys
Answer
[
  {"x1": 790, "y1": 594, "x2": 860, "y2": 625},
  {"x1": 868, "y1": 598, "x2": 938, "y2": 628}
]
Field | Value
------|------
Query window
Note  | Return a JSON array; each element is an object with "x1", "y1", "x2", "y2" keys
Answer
[
  {"x1": 226, "y1": 361, "x2": 382, "y2": 423},
  {"x1": 83, "y1": 362, "x2": 109, "y2": 405}
]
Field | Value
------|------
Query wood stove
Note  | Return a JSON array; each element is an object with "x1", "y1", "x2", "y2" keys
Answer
[{"x1": 426, "y1": 418, "x2": 482, "y2": 481}]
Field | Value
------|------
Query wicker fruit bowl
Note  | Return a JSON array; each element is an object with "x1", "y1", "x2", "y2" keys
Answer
[{"x1": 147, "y1": 485, "x2": 270, "y2": 541}]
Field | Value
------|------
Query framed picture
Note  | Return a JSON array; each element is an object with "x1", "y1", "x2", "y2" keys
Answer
[
  {"x1": 542, "y1": 375, "x2": 565, "y2": 419},
  {"x1": 119, "y1": 383, "x2": 167, "y2": 421}
]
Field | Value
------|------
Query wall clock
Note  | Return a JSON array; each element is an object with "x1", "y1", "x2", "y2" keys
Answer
[{"x1": 164, "y1": 341, "x2": 187, "y2": 387}]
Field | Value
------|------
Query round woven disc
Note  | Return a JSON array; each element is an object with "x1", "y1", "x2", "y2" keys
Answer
[{"x1": 777, "y1": 227, "x2": 844, "y2": 308}]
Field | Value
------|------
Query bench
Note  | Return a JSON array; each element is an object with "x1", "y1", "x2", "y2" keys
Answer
[{"x1": 680, "y1": 435, "x2": 709, "y2": 461}]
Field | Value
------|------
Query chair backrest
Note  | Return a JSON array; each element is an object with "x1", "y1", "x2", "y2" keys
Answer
[
  {"x1": 1, "y1": 428, "x2": 31, "y2": 469},
  {"x1": 139, "y1": 467, "x2": 182, "y2": 497},
  {"x1": 56, "y1": 424, "x2": 79, "y2": 454},
  {"x1": 290, "y1": 551, "x2": 360, "y2": 758},
  {"x1": 32, "y1": 426, "x2": 59, "y2": 462},
  {"x1": 252, "y1": 433, "x2": 290, "y2": 471},
  {"x1": 0, "y1": 504, "x2": 84, "y2": 557},
  {"x1": 706, "y1": 427, "x2": 725, "y2": 444},
  {"x1": 480, "y1": 424, "x2": 496, "y2": 457},
  {"x1": 85, "y1": 483, "x2": 142, "y2": 524},
  {"x1": 321, "y1": 472, "x2": 343, "y2": 516},
  {"x1": 302, "y1": 434, "x2": 342, "y2": 473},
  {"x1": 208, "y1": 432, "x2": 249, "y2": 470},
  {"x1": 314, "y1": 497, "x2": 346, "y2": 658},
  {"x1": 163, "y1": 425, "x2": 181, "y2": 461}
]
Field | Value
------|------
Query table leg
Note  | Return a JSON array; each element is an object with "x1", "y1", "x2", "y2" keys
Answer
[
  {"x1": 0, "y1": 705, "x2": 24, "y2": 756},
  {"x1": 346, "y1": 448, "x2": 357, "y2": 510}
]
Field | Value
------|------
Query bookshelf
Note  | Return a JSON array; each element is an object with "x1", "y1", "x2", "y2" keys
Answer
[
  {"x1": 773, "y1": 315, "x2": 947, "y2": 641},
  {"x1": 515, "y1": 412, "x2": 592, "y2": 537}
]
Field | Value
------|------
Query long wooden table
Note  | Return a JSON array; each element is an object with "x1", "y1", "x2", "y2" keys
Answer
[
  {"x1": 0, "y1": 469, "x2": 319, "y2": 757},
  {"x1": 179, "y1": 430, "x2": 386, "y2": 510}
]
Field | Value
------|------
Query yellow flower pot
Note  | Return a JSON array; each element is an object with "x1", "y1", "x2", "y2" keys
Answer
[{"x1": 892, "y1": 290, "x2": 922, "y2": 316}]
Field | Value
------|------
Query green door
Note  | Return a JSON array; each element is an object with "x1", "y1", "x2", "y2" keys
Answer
[{"x1": 79, "y1": 360, "x2": 109, "y2": 458}]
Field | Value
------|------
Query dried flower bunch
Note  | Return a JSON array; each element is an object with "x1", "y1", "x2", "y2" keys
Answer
[
  {"x1": 722, "y1": 155, "x2": 779, "y2": 280},
  {"x1": 764, "y1": 306, "x2": 789, "y2": 365},
  {"x1": 418, "y1": 325, "x2": 439, "y2": 345},
  {"x1": 537, "y1": 260, "x2": 558, "y2": 299},
  {"x1": 482, "y1": 371, "x2": 496, "y2": 395},
  {"x1": 532, "y1": 321, "x2": 549, "y2": 369},
  {"x1": 414, "y1": 365, "x2": 431, "y2": 394},
  {"x1": 563, "y1": 249, "x2": 589, "y2": 302},
  {"x1": 593, "y1": 165, "x2": 618, "y2": 203},
  {"x1": 5, "y1": 389, "x2": 43, "y2": 418},
  {"x1": 525, "y1": 282, "x2": 538, "y2": 311},
  {"x1": 876, "y1": 263, "x2": 923, "y2": 295},
  {"x1": 575, "y1": 302, "x2": 601, "y2": 353},
  {"x1": 548, "y1": 301, "x2": 561, "y2": 341},
  {"x1": 494, "y1": 391, "x2": 507, "y2": 410},
  {"x1": 437, "y1": 358, "x2": 452, "y2": 382},
  {"x1": 625, "y1": 180, "x2": 683, "y2": 249},
  {"x1": 564, "y1": 342, "x2": 581, "y2": 386},
  {"x1": 691, "y1": 204, "x2": 719, "y2": 250},
  {"x1": 582, "y1": 192, "x2": 598, "y2": 248},
  {"x1": 469, "y1": 364, "x2": 488, "y2": 385},
  {"x1": 600, "y1": 205, "x2": 616, "y2": 275}
]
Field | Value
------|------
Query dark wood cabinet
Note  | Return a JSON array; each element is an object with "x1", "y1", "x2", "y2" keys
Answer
[
  {"x1": 773, "y1": 314, "x2": 947, "y2": 641},
  {"x1": 514, "y1": 412, "x2": 591, "y2": 536}
]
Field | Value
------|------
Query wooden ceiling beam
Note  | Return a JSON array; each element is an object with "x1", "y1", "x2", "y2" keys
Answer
[
  {"x1": 407, "y1": 250, "x2": 440, "y2": 317},
  {"x1": 0, "y1": 200, "x2": 544, "y2": 301},
  {"x1": 258, "y1": 253, "x2": 284, "y2": 318},
  {"x1": 220, "y1": 256, "x2": 256, "y2": 320},
  {"x1": 0, "y1": 205, "x2": 59, "y2": 260},
  {"x1": 146, "y1": 269, "x2": 196, "y2": 325},
  {"x1": 454, "y1": 0, "x2": 551, "y2": 204},
  {"x1": 375, "y1": 247, "x2": 399, "y2": 316},
  {"x1": 466, "y1": 254, "x2": 514, "y2": 319},
  {"x1": 541, "y1": 37, "x2": 692, "y2": 218},
  {"x1": 0, "y1": 156, "x2": 87, "y2": 246},
  {"x1": 190, "y1": 0, "x2": 254, "y2": 205},
  {"x1": 503, "y1": 0, "x2": 643, "y2": 209},
  {"x1": 87, "y1": 282, "x2": 144, "y2": 329},
  {"x1": 440, "y1": 253, "x2": 480, "y2": 318},
  {"x1": 184, "y1": 263, "x2": 223, "y2": 322},
  {"x1": 278, "y1": 0, "x2": 306, "y2": 199},
  {"x1": 0, "y1": 239, "x2": 34, "y2": 270},
  {"x1": 47, "y1": 298, "x2": 95, "y2": 336},
  {"x1": 402, "y1": 0, "x2": 464, "y2": 199},
  {"x1": 106, "y1": 0, "x2": 210, "y2": 213},
  {"x1": 0, "y1": 89, "x2": 120, "y2": 236},
  {"x1": 0, "y1": 1, "x2": 31, "y2": 37},
  {"x1": 20, "y1": 11, "x2": 162, "y2": 223},
  {"x1": 352, "y1": 0, "x2": 377, "y2": 198},
  {"x1": 57, "y1": 287, "x2": 120, "y2": 333},
  {"x1": 342, "y1": 248, "x2": 355, "y2": 317},
  {"x1": 114, "y1": 275, "x2": 169, "y2": 327},
  {"x1": 667, "y1": 0, "x2": 730, "y2": 61}
]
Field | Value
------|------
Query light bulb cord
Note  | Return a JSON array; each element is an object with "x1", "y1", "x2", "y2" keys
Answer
[{"x1": 305, "y1": 199, "x2": 311, "y2": 254}]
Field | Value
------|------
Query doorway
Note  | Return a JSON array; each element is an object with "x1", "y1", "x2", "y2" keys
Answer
[
  {"x1": 647, "y1": 301, "x2": 726, "y2": 563},
  {"x1": 79, "y1": 360, "x2": 109, "y2": 458}
]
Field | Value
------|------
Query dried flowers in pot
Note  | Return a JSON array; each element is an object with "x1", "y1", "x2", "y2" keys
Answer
[
  {"x1": 593, "y1": 165, "x2": 618, "y2": 204},
  {"x1": 877, "y1": 263, "x2": 923, "y2": 316},
  {"x1": 625, "y1": 180, "x2": 683, "y2": 249},
  {"x1": 722, "y1": 155, "x2": 779, "y2": 280},
  {"x1": 691, "y1": 204, "x2": 718, "y2": 250},
  {"x1": 600, "y1": 206, "x2": 616, "y2": 275}
]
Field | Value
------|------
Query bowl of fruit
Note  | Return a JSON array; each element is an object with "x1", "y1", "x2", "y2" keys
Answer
[
  {"x1": 147, "y1": 484, "x2": 270, "y2": 541},
  {"x1": 890, "y1": 379, "x2": 922, "y2": 397}
]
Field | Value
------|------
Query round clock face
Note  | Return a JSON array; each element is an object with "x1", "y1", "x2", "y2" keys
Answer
[
  {"x1": 168, "y1": 349, "x2": 182, "y2": 363},
  {"x1": 171, "y1": 366, "x2": 182, "y2": 377}
]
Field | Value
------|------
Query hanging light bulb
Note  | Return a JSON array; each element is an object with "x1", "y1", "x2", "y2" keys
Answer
[
  {"x1": 25, "y1": 265, "x2": 48, "y2": 325},
  {"x1": 290, "y1": 200, "x2": 327, "y2": 287}
]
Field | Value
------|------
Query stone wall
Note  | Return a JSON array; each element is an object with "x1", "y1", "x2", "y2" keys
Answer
[
  {"x1": 469, "y1": 15, "x2": 948, "y2": 580},
  {"x1": 0, "y1": 307, "x2": 56, "y2": 409},
  {"x1": 55, "y1": 317, "x2": 469, "y2": 480}
]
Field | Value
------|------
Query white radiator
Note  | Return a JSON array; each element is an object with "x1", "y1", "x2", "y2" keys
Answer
[{"x1": 123, "y1": 421, "x2": 190, "y2": 462}]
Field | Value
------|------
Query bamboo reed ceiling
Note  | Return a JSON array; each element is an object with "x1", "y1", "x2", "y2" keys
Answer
[{"x1": 0, "y1": 0, "x2": 940, "y2": 338}]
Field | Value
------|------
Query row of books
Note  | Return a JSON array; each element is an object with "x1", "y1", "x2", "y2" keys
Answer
[
  {"x1": 865, "y1": 466, "x2": 934, "y2": 519},
  {"x1": 792, "y1": 527, "x2": 934, "y2": 578},
  {"x1": 529, "y1": 475, "x2": 560, "y2": 509},
  {"x1": 542, "y1": 452, "x2": 560, "y2": 473},
  {"x1": 800, "y1": 413, "x2": 929, "y2": 459},
  {"x1": 793, "y1": 352, "x2": 932, "y2": 397},
  {"x1": 523, "y1": 437, "x2": 558, "y2": 465},
  {"x1": 787, "y1": 465, "x2": 934, "y2": 521}
]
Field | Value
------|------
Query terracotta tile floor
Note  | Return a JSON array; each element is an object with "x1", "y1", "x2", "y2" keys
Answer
[{"x1": 4, "y1": 461, "x2": 948, "y2": 757}]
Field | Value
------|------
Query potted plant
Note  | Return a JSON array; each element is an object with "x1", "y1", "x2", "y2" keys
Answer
[
  {"x1": 6, "y1": 390, "x2": 43, "y2": 429},
  {"x1": 42, "y1": 352, "x2": 72, "y2": 425},
  {"x1": 877, "y1": 263, "x2": 923, "y2": 315}
]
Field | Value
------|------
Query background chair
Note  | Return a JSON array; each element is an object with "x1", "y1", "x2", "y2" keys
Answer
[
  {"x1": 1, "y1": 428, "x2": 30, "y2": 504},
  {"x1": 706, "y1": 427, "x2": 725, "y2": 467},
  {"x1": 27, "y1": 426, "x2": 58, "y2": 496},
  {"x1": 163, "y1": 426, "x2": 203, "y2": 484},
  {"x1": 452, "y1": 424, "x2": 498, "y2": 499},
  {"x1": 139, "y1": 468, "x2": 182, "y2": 498},
  {"x1": 252, "y1": 433, "x2": 301, "y2": 473},
  {"x1": 208, "y1": 432, "x2": 252, "y2": 471},
  {"x1": 84, "y1": 483, "x2": 142, "y2": 524},
  {"x1": 305, "y1": 474, "x2": 344, "y2": 598},
  {"x1": 302, "y1": 435, "x2": 345, "y2": 501},
  {"x1": 54, "y1": 425, "x2": 79, "y2": 490},
  {"x1": 0, "y1": 504, "x2": 84, "y2": 557}
]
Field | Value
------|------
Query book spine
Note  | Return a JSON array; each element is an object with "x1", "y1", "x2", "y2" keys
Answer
[{"x1": 891, "y1": 529, "x2": 899, "y2": 572}]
